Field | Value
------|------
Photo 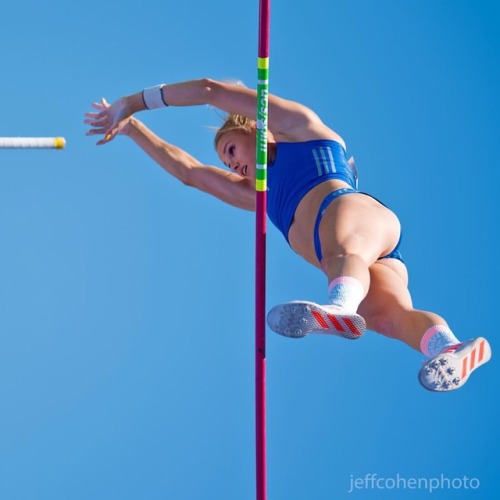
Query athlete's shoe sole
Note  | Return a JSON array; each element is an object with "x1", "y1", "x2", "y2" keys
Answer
[
  {"x1": 267, "y1": 300, "x2": 366, "y2": 339},
  {"x1": 419, "y1": 337, "x2": 491, "y2": 392}
]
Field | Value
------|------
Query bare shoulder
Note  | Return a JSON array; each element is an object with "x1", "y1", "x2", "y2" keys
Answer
[
  {"x1": 269, "y1": 97, "x2": 346, "y2": 148},
  {"x1": 274, "y1": 121, "x2": 346, "y2": 149}
]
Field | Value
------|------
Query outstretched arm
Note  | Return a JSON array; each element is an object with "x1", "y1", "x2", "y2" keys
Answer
[
  {"x1": 85, "y1": 100, "x2": 255, "y2": 211},
  {"x1": 87, "y1": 79, "x2": 341, "y2": 144}
]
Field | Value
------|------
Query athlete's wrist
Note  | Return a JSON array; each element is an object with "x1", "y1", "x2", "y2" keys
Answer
[{"x1": 120, "y1": 93, "x2": 145, "y2": 116}]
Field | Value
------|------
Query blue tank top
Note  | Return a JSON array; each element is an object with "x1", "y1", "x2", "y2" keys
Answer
[{"x1": 267, "y1": 140, "x2": 358, "y2": 242}]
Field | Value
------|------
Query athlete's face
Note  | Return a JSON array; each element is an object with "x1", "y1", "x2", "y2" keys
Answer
[{"x1": 216, "y1": 129, "x2": 257, "y2": 180}]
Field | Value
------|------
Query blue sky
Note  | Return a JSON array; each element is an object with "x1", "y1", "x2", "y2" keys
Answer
[{"x1": 0, "y1": 1, "x2": 499, "y2": 499}]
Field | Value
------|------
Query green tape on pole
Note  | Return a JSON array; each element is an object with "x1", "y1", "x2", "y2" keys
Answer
[
  {"x1": 256, "y1": 57, "x2": 269, "y2": 192},
  {"x1": 256, "y1": 168, "x2": 267, "y2": 180}
]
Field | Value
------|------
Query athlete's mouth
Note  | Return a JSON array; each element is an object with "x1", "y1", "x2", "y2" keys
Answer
[{"x1": 242, "y1": 165, "x2": 248, "y2": 176}]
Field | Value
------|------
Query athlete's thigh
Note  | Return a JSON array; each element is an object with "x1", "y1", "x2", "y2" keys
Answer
[{"x1": 319, "y1": 193, "x2": 401, "y2": 262}]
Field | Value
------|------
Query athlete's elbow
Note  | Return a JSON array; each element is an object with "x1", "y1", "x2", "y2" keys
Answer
[
  {"x1": 200, "y1": 78, "x2": 235, "y2": 106},
  {"x1": 181, "y1": 167, "x2": 198, "y2": 188},
  {"x1": 182, "y1": 165, "x2": 213, "y2": 193},
  {"x1": 195, "y1": 78, "x2": 217, "y2": 103}
]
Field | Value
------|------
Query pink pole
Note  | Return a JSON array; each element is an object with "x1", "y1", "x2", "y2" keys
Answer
[{"x1": 255, "y1": 1, "x2": 270, "y2": 499}]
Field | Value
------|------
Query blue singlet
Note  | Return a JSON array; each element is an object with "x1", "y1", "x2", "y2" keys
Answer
[
  {"x1": 266, "y1": 139, "x2": 403, "y2": 263},
  {"x1": 267, "y1": 140, "x2": 357, "y2": 242}
]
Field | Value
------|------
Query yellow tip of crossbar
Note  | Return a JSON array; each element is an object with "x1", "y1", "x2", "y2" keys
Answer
[{"x1": 54, "y1": 137, "x2": 66, "y2": 149}]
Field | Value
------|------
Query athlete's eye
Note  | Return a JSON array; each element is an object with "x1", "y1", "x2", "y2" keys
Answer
[{"x1": 228, "y1": 145, "x2": 235, "y2": 157}]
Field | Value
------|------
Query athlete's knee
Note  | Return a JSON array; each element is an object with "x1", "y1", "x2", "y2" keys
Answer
[
  {"x1": 361, "y1": 300, "x2": 413, "y2": 338},
  {"x1": 366, "y1": 312, "x2": 399, "y2": 338},
  {"x1": 320, "y1": 251, "x2": 367, "y2": 276}
]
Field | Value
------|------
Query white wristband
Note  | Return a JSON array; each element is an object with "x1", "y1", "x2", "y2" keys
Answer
[{"x1": 142, "y1": 84, "x2": 168, "y2": 109}]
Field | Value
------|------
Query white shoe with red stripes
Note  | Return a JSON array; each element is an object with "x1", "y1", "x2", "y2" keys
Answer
[
  {"x1": 267, "y1": 300, "x2": 366, "y2": 339},
  {"x1": 419, "y1": 337, "x2": 491, "y2": 392}
]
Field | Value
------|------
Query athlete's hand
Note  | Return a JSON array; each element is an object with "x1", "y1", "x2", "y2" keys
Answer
[{"x1": 84, "y1": 97, "x2": 132, "y2": 145}]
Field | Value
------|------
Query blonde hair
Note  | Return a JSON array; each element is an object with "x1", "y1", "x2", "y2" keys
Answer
[{"x1": 214, "y1": 113, "x2": 256, "y2": 149}]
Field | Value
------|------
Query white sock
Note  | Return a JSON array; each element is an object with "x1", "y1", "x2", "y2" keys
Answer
[
  {"x1": 420, "y1": 325, "x2": 461, "y2": 358},
  {"x1": 327, "y1": 276, "x2": 365, "y2": 313}
]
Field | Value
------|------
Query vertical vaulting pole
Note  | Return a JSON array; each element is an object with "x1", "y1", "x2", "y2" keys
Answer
[{"x1": 255, "y1": 1, "x2": 270, "y2": 499}]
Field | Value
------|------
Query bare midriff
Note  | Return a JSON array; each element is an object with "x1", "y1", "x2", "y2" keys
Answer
[{"x1": 287, "y1": 179, "x2": 355, "y2": 267}]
